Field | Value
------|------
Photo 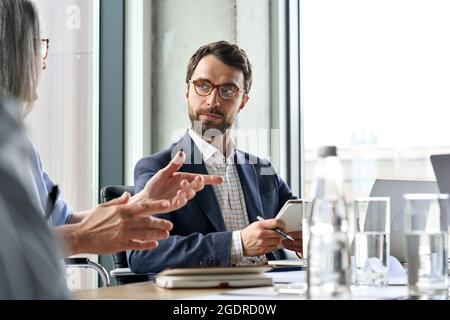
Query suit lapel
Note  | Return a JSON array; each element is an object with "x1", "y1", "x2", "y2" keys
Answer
[
  {"x1": 235, "y1": 151, "x2": 264, "y2": 223},
  {"x1": 175, "y1": 132, "x2": 226, "y2": 232}
]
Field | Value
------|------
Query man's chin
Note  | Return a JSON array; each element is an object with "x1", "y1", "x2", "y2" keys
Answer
[
  {"x1": 203, "y1": 128, "x2": 226, "y2": 141},
  {"x1": 195, "y1": 123, "x2": 225, "y2": 138}
]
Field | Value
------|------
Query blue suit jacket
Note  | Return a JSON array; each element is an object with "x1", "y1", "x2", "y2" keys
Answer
[{"x1": 127, "y1": 132, "x2": 297, "y2": 274}]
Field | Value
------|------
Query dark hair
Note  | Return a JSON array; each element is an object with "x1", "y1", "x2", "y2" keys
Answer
[
  {"x1": 186, "y1": 41, "x2": 253, "y2": 94},
  {"x1": 0, "y1": 0, "x2": 41, "y2": 114}
]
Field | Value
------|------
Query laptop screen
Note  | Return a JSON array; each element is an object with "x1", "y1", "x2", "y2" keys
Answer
[
  {"x1": 368, "y1": 179, "x2": 438, "y2": 263},
  {"x1": 431, "y1": 154, "x2": 450, "y2": 196}
]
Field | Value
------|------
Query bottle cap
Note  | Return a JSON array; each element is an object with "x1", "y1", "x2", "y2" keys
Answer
[{"x1": 318, "y1": 146, "x2": 337, "y2": 158}]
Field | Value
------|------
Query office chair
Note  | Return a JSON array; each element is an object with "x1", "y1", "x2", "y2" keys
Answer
[
  {"x1": 63, "y1": 186, "x2": 151, "y2": 287},
  {"x1": 100, "y1": 185, "x2": 153, "y2": 285},
  {"x1": 64, "y1": 257, "x2": 110, "y2": 287}
]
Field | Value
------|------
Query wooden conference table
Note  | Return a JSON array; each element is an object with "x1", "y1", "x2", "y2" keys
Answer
[{"x1": 74, "y1": 281, "x2": 236, "y2": 300}]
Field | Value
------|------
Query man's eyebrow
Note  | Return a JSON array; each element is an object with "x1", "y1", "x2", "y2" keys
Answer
[{"x1": 194, "y1": 77, "x2": 239, "y2": 86}]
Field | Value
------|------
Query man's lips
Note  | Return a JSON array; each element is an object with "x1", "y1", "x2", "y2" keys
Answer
[{"x1": 200, "y1": 113, "x2": 223, "y2": 120}]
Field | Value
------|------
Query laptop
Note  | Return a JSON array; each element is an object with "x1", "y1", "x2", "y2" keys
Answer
[{"x1": 368, "y1": 179, "x2": 439, "y2": 263}]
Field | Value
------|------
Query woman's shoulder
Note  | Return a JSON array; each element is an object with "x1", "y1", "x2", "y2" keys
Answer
[{"x1": 24, "y1": 137, "x2": 44, "y2": 169}]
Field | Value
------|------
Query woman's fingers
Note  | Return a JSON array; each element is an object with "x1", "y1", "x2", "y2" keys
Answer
[
  {"x1": 123, "y1": 199, "x2": 171, "y2": 216},
  {"x1": 125, "y1": 216, "x2": 173, "y2": 232},
  {"x1": 125, "y1": 229, "x2": 170, "y2": 242},
  {"x1": 126, "y1": 240, "x2": 160, "y2": 251},
  {"x1": 101, "y1": 192, "x2": 130, "y2": 207}
]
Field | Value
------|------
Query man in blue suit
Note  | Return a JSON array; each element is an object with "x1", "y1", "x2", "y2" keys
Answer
[{"x1": 128, "y1": 41, "x2": 301, "y2": 274}]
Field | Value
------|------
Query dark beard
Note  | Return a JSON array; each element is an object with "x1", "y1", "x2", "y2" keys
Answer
[{"x1": 189, "y1": 106, "x2": 233, "y2": 138}]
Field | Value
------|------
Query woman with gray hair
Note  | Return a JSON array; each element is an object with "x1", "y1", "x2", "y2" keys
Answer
[
  {"x1": 0, "y1": 97, "x2": 69, "y2": 298},
  {"x1": 0, "y1": 0, "x2": 221, "y2": 273}
]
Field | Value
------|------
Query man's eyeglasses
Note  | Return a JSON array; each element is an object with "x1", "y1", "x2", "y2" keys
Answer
[
  {"x1": 40, "y1": 38, "x2": 49, "y2": 60},
  {"x1": 189, "y1": 79, "x2": 246, "y2": 100}
]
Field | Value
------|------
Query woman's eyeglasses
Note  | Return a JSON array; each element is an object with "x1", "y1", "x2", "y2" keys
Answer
[
  {"x1": 40, "y1": 38, "x2": 49, "y2": 60},
  {"x1": 40, "y1": 39, "x2": 49, "y2": 70}
]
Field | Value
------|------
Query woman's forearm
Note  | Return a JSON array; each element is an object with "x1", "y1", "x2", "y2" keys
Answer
[
  {"x1": 53, "y1": 223, "x2": 85, "y2": 256},
  {"x1": 68, "y1": 210, "x2": 91, "y2": 224}
]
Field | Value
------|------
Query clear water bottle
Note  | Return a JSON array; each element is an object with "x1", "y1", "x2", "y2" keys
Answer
[{"x1": 307, "y1": 146, "x2": 351, "y2": 299}]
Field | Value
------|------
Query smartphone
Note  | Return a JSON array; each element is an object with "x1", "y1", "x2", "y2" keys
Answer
[{"x1": 275, "y1": 199, "x2": 303, "y2": 232}]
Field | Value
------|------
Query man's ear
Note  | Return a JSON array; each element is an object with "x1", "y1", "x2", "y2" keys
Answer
[
  {"x1": 185, "y1": 84, "x2": 189, "y2": 101},
  {"x1": 238, "y1": 95, "x2": 249, "y2": 113}
]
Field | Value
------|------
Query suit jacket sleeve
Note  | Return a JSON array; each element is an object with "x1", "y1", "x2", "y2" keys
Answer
[
  {"x1": 262, "y1": 161, "x2": 297, "y2": 261},
  {"x1": 128, "y1": 156, "x2": 233, "y2": 274},
  {"x1": 276, "y1": 170, "x2": 298, "y2": 212},
  {"x1": 259, "y1": 159, "x2": 297, "y2": 215}
]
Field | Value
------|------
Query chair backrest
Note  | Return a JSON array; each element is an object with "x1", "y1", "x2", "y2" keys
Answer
[{"x1": 100, "y1": 185, "x2": 135, "y2": 269}]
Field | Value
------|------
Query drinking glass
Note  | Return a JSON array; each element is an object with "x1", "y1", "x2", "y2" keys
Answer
[
  {"x1": 353, "y1": 197, "x2": 390, "y2": 286},
  {"x1": 404, "y1": 193, "x2": 449, "y2": 300}
]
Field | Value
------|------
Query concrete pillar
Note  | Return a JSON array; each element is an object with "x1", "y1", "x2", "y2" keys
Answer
[{"x1": 151, "y1": 0, "x2": 272, "y2": 157}]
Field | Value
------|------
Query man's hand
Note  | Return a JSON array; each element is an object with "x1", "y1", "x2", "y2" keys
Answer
[
  {"x1": 64, "y1": 192, "x2": 175, "y2": 255},
  {"x1": 282, "y1": 231, "x2": 302, "y2": 253},
  {"x1": 134, "y1": 151, "x2": 223, "y2": 211},
  {"x1": 240, "y1": 219, "x2": 285, "y2": 257}
]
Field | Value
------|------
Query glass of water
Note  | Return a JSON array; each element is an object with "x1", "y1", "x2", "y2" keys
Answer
[
  {"x1": 353, "y1": 197, "x2": 390, "y2": 286},
  {"x1": 404, "y1": 194, "x2": 449, "y2": 300}
]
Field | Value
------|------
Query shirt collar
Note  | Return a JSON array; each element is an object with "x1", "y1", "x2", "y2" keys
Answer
[{"x1": 188, "y1": 128, "x2": 236, "y2": 163}]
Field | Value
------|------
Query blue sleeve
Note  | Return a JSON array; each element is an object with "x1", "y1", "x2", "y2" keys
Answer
[
  {"x1": 276, "y1": 173, "x2": 298, "y2": 212},
  {"x1": 29, "y1": 142, "x2": 73, "y2": 226},
  {"x1": 42, "y1": 170, "x2": 73, "y2": 226},
  {"x1": 128, "y1": 232, "x2": 232, "y2": 274},
  {"x1": 259, "y1": 159, "x2": 297, "y2": 214}
]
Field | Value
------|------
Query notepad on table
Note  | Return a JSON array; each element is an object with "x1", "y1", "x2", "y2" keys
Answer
[
  {"x1": 268, "y1": 259, "x2": 304, "y2": 267},
  {"x1": 155, "y1": 266, "x2": 273, "y2": 289}
]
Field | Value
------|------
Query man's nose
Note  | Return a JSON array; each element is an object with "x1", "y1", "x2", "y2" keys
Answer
[{"x1": 206, "y1": 88, "x2": 220, "y2": 107}]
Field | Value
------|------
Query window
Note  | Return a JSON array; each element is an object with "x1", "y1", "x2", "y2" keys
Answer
[{"x1": 300, "y1": 0, "x2": 450, "y2": 199}]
